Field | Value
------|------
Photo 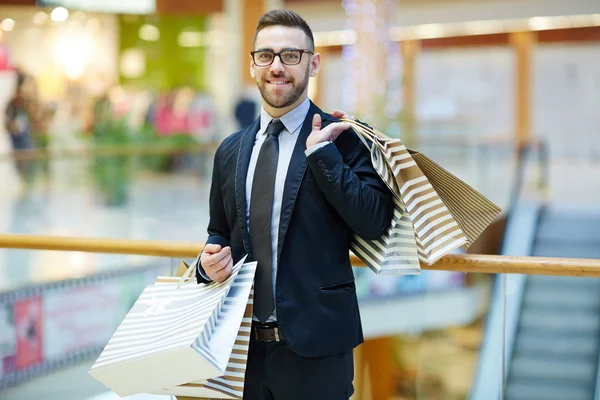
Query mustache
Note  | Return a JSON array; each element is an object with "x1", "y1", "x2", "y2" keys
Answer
[{"x1": 263, "y1": 73, "x2": 293, "y2": 81}]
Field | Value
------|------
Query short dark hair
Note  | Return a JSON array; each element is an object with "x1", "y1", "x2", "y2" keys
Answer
[{"x1": 254, "y1": 9, "x2": 314, "y2": 51}]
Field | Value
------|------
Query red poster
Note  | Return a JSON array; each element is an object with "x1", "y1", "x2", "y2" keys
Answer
[{"x1": 14, "y1": 296, "x2": 43, "y2": 369}]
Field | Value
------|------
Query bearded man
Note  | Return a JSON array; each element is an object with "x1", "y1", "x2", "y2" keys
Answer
[{"x1": 196, "y1": 9, "x2": 393, "y2": 400}]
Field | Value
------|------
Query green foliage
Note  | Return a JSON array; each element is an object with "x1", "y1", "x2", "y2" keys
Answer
[
  {"x1": 91, "y1": 118, "x2": 134, "y2": 206},
  {"x1": 89, "y1": 117, "x2": 199, "y2": 206}
]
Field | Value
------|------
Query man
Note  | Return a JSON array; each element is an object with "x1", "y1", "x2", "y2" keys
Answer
[
  {"x1": 197, "y1": 9, "x2": 393, "y2": 400},
  {"x1": 5, "y1": 70, "x2": 33, "y2": 186}
]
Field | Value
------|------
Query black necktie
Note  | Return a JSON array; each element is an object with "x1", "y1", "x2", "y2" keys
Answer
[{"x1": 250, "y1": 119, "x2": 284, "y2": 323}]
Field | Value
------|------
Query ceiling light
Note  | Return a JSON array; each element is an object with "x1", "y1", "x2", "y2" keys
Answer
[
  {"x1": 33, "y1": 11, "x2": 48, "y2": 25},
  {"x1": 51, "y1": 7, "x2": 69, "y2": 22},
  {"x1": 0, "y1": 18, "x2": 15, "y2": 32},
  {"x1": 139, "y1": 24, "x2": 160, "y2": 41}
]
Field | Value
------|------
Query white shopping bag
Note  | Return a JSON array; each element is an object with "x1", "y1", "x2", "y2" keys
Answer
[
  {"x1": 152, "y1": 276, "x2": 254, "y2": 399},
  {"x1": 89, "y1": 255, "x2": 256, "y2": 397}
]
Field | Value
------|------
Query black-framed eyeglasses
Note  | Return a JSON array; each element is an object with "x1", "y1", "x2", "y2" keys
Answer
[{"x1": 251, "y1": 49, "x2": 314, "y2": 66}]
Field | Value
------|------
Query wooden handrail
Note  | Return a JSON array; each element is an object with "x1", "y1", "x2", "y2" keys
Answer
[
  {"x1": 1, "y1": 234, "x2": 600, "y2": 277},
  {"x1": 1, "y1": 136, "x2": 544, "y2": 162},
  {"x1": 0, "y1": 142, "x2": 219, "y2": 162}
]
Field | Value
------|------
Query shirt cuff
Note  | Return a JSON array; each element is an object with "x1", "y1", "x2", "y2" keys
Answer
[
  {"x1": 305, "y1": 141, "x2": 332, "y2": 157},
  {"x1": 196, "y1": 257, "x2": 212, "y2": 282}
]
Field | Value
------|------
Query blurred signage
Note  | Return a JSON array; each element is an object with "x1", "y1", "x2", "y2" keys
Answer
[
  {"x1": 0, "y1": 301, "x2": 17, "y2": 379},
  {"x1": 37, "y1": 0, "x2": 155, "y2": 14},
  {"x1": 42, "y1": 284, "x2": 121, "y2": 360},
  {"x1": 14, "y1": 296, "x2": 43, "y2": 370}
]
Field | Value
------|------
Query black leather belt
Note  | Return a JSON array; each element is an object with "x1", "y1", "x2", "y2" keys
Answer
[{"x1": 252, "y1": 321, "x2": 283, "y2": 342}]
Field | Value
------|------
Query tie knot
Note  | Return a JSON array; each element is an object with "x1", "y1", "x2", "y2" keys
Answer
[{"x1": 265, "y1": 119, "x2": 284, "y2": 138}]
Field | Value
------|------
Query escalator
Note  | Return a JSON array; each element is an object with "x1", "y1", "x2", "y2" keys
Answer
[{"x1": 505, "y1": 209, "x2": 600, "y2": 400}]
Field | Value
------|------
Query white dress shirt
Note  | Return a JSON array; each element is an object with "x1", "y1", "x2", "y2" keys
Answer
[{"x1": 200, "y1": 97, "x2": 332, "y2": 322}]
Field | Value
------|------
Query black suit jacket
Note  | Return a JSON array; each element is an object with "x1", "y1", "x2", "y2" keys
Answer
[{"x1": 199, "y1": 101, "x2": 393, "y2": 357}]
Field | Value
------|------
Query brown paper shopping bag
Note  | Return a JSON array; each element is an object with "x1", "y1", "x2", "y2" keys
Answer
[
  {"x1": 407, "y1": 149, "x2": 502, "y2": 249},
  {"x1": 343, "y1": 119, "x2": 501, "y2": 274}
]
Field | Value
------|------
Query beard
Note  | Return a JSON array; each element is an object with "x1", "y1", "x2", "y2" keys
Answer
[{"x1": 256, "y1": 67, "x2": 310, "y2": 109}]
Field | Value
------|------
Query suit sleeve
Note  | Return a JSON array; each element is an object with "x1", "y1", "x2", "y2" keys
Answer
[
  {"x1": 197, "y1": 146, "x2": 231, "y2": 284},
  {"x1": 306, "y1": 126, "x2": 393, "y2": 240}
]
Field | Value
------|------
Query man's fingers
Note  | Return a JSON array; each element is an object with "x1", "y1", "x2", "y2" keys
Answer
[
  {"x1": 202, "y1": 246, "x2": 231, "y2": 269},
  {"x1": 331, "y1": 109, "x2": 344, "y2": 118},
  {"x1": 311, "y1": 113, "x2": 322, "y2": 132},
  {"x1": 323, "y1": 121, "x2": 350, "y2": 141},
  {"x1": 331, "y1": 109, "x2": 356, "y2": 121},
  {"x1": 203, "y1": 244, "x2": 221, "y2": 254},
  {"x1": 213, "y1": 257, "x2": 234, "y2": 283}
]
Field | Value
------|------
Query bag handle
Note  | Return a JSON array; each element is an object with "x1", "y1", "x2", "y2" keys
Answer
[
  {"x1": 177, "y1": 252, "x2": 202, "y2": 289},
  {"x1": 340, "y1": 118, "x2": 387, "y2": 153}
]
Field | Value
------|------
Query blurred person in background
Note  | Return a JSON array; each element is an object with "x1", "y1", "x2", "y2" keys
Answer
[
  {"x1": 234, "y1": 84, "x2": 260, "y2": 129},
  {"x1": 196, "y1": 9, "x2": 393, "y2": 400},
  {"x1": 5, "y1": 69, "x2": 34, "y2": 188}
]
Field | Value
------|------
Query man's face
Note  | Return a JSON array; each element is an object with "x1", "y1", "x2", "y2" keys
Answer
[{"x1": 251, "y1": 26, "x2": 320, "y2": 113}]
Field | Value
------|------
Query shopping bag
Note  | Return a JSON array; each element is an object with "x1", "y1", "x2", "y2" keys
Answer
[
  {"x1": 343, "y1": 119, "x2": 501, "y2": 274},
  {"x1": 88, "y1": 255, "x2": 257, "y2": 397},
  {"x1": 408, "y1": 149, "x2": 502, "y2": 249},
  {"x1": 152, "y1": 284, "x2": 254, "y2": 399}
]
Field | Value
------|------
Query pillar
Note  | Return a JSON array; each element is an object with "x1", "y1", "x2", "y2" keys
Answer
[
  {"x1": 342, "y1": 0, "x2": 395, "y2": 120},
  {"x1": 400, "y1": 39, "x2": 419, "y2": 146},
  {"x1": 510, "y1": 31, "x2": 535, "y2": 146}
]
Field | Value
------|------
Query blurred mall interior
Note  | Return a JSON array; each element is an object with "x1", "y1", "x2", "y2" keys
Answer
[{"x1": 0, "y1": 0, "x2": 599, "y2": 399}]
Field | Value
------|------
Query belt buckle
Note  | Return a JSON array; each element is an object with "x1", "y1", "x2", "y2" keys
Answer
[
  {"x1": 272, "y1": 326, "x2": 281, "y2": 342},
  {"x1": 254, "y1": 324, "x2": 281, "y2": 342}
]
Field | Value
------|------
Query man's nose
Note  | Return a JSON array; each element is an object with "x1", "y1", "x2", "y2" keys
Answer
[{"x1": 269, "y1": 55, "x2": 285, "y2": 73}]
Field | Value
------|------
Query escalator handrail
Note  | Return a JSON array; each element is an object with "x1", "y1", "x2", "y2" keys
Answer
[{"x1": 470, "y1": 138, "x2": 549, "y2": 400}]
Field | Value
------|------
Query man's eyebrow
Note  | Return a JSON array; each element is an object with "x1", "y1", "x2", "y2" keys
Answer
[{"x1": 254, "y1": 47, "x2": 303, "y2": 52}]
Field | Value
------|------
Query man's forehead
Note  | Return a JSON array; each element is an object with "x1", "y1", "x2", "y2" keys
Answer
[{"x1": 255, "y1": 26, "x2": 309, "y2": 49}]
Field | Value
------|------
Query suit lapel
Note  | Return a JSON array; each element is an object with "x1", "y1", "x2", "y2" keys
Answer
[
  {"x1": 235, "y1": 118, "x2": 260, "y2": 254},
  {"x1": 277, "y1": 102, "x2": 325, "y2": 260}
]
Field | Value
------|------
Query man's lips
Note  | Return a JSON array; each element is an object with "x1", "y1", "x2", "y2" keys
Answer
[{"x1": 266, "y1": 79, "x2": 291, "y2": 85}]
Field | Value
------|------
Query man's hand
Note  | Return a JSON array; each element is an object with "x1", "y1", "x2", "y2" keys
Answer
[
  {"x1": 306, "y1": 114, "x2": 350, "y2": 149},
  {"x1": 200, "y1": 244, "x2": 233, "y2": 283}
]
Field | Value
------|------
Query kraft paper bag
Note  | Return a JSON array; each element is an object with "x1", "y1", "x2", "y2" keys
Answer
[{"x1": 343, "y1": 119, "x2": 501, "y2": 275}]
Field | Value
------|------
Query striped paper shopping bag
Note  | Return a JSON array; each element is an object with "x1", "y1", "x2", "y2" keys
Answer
[
  {"x1": 89, "y1": 256, "x2": 256, "y2": 398},
  {"x1": 345, "y1": 119, "x2": 501, "y2": 274}
]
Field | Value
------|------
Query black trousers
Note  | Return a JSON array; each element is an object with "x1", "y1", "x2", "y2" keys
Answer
[{"x1": 243, "y1": 338, "x2": 354, "y2": 400}]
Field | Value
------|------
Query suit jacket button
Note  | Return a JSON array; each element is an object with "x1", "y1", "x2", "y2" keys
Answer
[
  {"x1": 317, "y1": 159, "x2": 325, "y2": 167},
  {"x1": 327, "y1": 176, "x2": 334, "y2": 182}
]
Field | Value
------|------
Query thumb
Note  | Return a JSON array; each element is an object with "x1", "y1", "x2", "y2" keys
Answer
[{"x1": 311, "y1": 113, "x2": 322, "y2": 132}]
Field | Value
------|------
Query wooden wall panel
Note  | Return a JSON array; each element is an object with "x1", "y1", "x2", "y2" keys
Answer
[
  {"x1": 0, "y1": 0, "x2": 35, "y2": 5},
  {"x1": 537, "y1": 26, "x2": 600, "y2": 43},
  {"x1": 421, "y1": 33, "x2": 510, "y2": 49}
]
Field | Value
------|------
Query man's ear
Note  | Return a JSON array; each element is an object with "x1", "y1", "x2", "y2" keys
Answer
[
  {"x1": 309, "y1": 53, "x2": 321, "y2": 77},
  {"x1": 250, "y1": 57, "x2": 256, "y2": 79}
]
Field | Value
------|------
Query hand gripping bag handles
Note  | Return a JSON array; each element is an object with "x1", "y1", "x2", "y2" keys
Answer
[
  {"x1": 342, "y1": 118, "x2": 502, "y2": 275},
  {"x1": 89, "y1": 254, "x2": 257, "y2": 399}
]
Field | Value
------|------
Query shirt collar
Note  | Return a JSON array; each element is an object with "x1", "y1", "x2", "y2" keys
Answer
[{"x1": 259, "y1": 96, "x2": 310, "y2": 136}]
